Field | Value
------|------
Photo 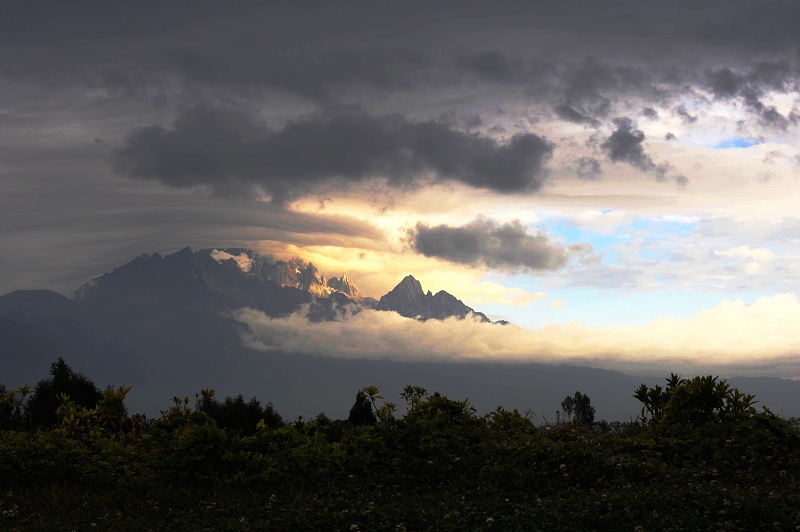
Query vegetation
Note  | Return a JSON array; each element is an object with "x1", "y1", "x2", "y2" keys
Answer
[
  {"x1": 560, "y1": 391, "x2": 595, "y2": 427},
  {"x1": 1, "y1": 361, "x2": 800, "y2": 530},
  {"x1": 198, "y1": 390, "x2": 284, "y2": 436},
  {"x1": 23, "y1": 357, "x2": 104, "y2": 429}
]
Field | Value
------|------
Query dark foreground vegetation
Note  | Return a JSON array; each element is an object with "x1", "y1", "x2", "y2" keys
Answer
[{"x1": 2, "y1": 360, "x2": 800, "y2": 531}]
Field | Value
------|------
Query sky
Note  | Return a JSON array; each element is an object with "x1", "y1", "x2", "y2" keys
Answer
[{"x1": 4, "y1": 1, "x2": 800, "y2": 376}]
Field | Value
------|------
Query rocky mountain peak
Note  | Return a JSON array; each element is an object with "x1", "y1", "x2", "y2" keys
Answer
[
  {"x1": 329, "y1": 273, "x2": 362, "y2": 299},
  {"x1": 199, "y1": 249, "x2": 363, "y2": 299},
  {"x1": 398, "y1": 275, "x2": 424, "y2": 294},
  {"x1": 377, "y1": 275, "x2": 490, "y2": 322}
]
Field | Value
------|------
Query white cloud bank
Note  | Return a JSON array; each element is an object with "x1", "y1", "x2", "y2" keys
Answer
[{"x1": 233, "y1": 293, "x2": 800, "y2": 372}]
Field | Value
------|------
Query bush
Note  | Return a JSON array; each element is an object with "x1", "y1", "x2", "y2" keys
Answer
[{"x1": 634, "y1": 374, "x2": 800, "y2": 465}]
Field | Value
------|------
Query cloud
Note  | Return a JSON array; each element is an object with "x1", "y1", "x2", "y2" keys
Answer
[
  {"x1": 715, "y1": 245, "x2": 776, "y2": 261},
  {"x1": 642, "y1": 107, "x2": 659, "y2": 119},
  {"x1": 704, "y1": 64, "x2": 798, "y2": 130},
  {"x1": 113, "y1": 105, "x2": 554, "y2": 204},
  {"x1": 407, "y1": 217, "x2": 590, "y2": 272},
  {"x1": 674, "y1": 105, "x2": 698, "y2": 124},
  {"x1": 234, "y1": 293, "x2": 800, "y2": 368},
  {"x1": 554, "y1": 104, "x2": 599, "y2": 126},
  {"x1": 696, "y1": 4, "x2": 800, "y2": 51},
  {"x1": 601, "y1": 117, "x2": 678, "y2": 182},
  {"x1": 601, "y1": 117, "x2": 653, "y2": 168},
  {"x1": 468, "y1": 284, "x2": 547, "y2": 307},
  {"x1": 452, "y1": 50, "x2": 520, "y2": 83},
  {"x1": 575, "y1": 156, "x2": 603, "y2": 180}
]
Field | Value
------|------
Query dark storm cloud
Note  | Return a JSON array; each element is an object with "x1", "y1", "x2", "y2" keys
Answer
[
  {"x1": 695, "y1": 1, "x2": 800, "y2": 50},
  {"x1": 408, "y1": 218, "x2": 590, "y2": 272},
  {"x1": 2, "y1": 1, "x2": 798, "y2": 126},
  {"x1": 161, "y1": 46, "x2": 430, "y2": 100},
  {"x1": 601, "y1": 117, "x2": 674, "y2": 181},
  {"x1": 548, "y1": 58, "x2": 665, "y2": 122},
  {"x1": 706, "y1": 68, "x2": 747, "y2": 98},
  {"x1": 555, "y1": 105, "x2": 599, "y2": 126},
  {"x1": 705, "y1": 63, "x2": 798, "y2": 130},
  {"x1": 575, "y1": 157, "x2": 603, "y2": 181},
  {"x1": 113, "y1": 105, "x2": 554, "y2": 204},
  {"x1": 453, "y1": 50, "x2": 520, "y2": 83},
  {"x1": 601, "y1": 118, "x2": 650, "y2": 168}
]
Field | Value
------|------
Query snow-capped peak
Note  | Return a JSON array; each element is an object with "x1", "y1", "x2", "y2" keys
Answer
[{"x1": 210, "y1": 249, "x2": 254, "y2": 272}]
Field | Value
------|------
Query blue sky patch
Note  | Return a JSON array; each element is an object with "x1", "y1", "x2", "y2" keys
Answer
[{"x1": 713, "y1": 138, "x2": 760, "y2": 149}]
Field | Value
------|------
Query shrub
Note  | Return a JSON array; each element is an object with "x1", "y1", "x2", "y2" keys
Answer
[{"x1": 633, "y1": 374, "x2": 800, "y2": 465}]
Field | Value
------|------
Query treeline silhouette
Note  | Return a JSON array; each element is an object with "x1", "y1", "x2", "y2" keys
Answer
[
  {"x1": 1, "y1": 358, "x2": 597, "y2": 434},
  {"x1": 0, "y1": 358, "x2": 284, "y2": 435},
  {"x1": 2, "y1": 357, "x2": 800, "y2": 530}
]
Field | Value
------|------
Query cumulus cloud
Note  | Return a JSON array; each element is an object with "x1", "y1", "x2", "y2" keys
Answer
[
  {"x1": 705, "y1": 64, "x2": 799, "y2": 130},
  {"x1": 234, "y1": 293, "x2": 800, "y2": 368},
  {"x1": 114, "y1": 105, "x2": 554, "y2": 204},
  {"x1": 407, "y1": 217, "x2": 591, "y2": 272},
  {"x1": 601, "y1": 117, "x2": 683, "y2": 183},
  {"x1": 602, "y1": 117, "x2": 656, "y2": 169}
]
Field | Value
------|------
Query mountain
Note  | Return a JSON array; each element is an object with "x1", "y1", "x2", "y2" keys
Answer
[
  {"x1": 72, "y1": 247, "x2": 359, "y2": 320},
  {"x1": 328, "y1": 273, "x2": 361, "y2": 299},
  {"x1": 73, "y1": 248, "x2": 484, "y2": 323},
  {"x1": 203, "y1": 248, "x2": 363, "y2": 299},
  {"x1": 377, "y1": 275, "x2": 491, "y2": 322}
]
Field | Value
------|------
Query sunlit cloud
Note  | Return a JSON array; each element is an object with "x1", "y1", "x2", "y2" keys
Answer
[{"x1": 235, "y1": 293, "x2": 800, "y2": 371}]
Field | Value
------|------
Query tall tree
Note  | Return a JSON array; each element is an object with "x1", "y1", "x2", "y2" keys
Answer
[
  {"x1": 561, "y1": 391, "x2": 595, "y2": 427},
  {"x1": 24, "y1": 358, "x2": 103, "y2": 428},
  {"x1": 348, "y1": 391, "x2": 377, "y2": 427}
]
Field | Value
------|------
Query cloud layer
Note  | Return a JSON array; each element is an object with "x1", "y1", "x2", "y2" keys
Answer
[{"x1": 235, "y1": 293, "x2": 800, "y2": 373}]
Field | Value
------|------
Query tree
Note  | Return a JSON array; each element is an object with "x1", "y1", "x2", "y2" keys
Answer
[
  {"x1": 199, "y1": 391, "x2": 283, "y2": 435},
  {"x1": 634, "y1": 374, "x2": 758, "y2": 427},
  {"x1": 561, "y1": 391, "x2": 595, "y2": 427},
  {"x1": 24, "y1": 358, "x2": 103, "y2": 429},
  {"x1": 0, "y1": 383, "x2": 13, "y2": 430},
  {"x1": 348, "y1": 390, "x2": 377, "y2": 427}
]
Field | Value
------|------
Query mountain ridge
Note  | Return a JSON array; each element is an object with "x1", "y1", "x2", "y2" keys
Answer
[
  {"x1": 72, "y1": 247, "x2": 492, "y2": 323},
  {"x1": 377, "y1": 274, "x2": 491, "y2": 322}
]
